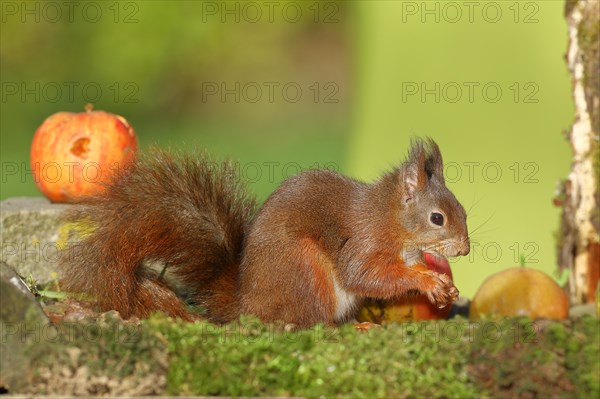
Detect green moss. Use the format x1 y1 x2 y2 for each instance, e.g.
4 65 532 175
565 317 600 396
155 316 482 398
15 314 599 397
469 317 600 399
22 312 168 395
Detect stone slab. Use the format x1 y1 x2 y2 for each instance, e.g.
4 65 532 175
1 197 72 284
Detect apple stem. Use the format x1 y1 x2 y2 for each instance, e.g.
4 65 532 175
84 103 94 113
519 254 526 267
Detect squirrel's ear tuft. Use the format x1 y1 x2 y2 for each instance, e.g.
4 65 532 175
400 138 445 203
424 138 444 183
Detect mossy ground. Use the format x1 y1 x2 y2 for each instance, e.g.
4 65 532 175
12 312 600 398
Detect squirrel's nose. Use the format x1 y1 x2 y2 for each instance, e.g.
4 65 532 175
459 237 470 256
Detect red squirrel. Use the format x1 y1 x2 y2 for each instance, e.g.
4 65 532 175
60 138 470 327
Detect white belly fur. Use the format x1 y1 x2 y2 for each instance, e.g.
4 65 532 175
332 274 357 322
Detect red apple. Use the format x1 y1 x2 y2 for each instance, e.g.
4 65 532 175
423 252 453 277
357 253 455 323
470 267 569 320
30 104 138 202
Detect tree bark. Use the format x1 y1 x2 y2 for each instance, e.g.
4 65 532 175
558 0 600 305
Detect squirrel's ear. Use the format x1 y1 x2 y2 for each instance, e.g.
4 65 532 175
400 139 427 203
400 162 420 204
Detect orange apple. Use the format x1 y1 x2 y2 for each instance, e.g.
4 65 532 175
357 253 455 323
470 267 569 320
30 105 137 202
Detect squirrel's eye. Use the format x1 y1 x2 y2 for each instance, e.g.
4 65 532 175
430 212 444 226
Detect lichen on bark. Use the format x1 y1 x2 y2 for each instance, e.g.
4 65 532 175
559 0 600 305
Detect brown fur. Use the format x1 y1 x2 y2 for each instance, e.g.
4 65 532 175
61 138 469 326
60 148 255 322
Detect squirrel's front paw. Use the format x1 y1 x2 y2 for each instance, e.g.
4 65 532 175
425 272 459 308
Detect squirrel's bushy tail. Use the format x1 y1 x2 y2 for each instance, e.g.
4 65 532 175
60 148 256 322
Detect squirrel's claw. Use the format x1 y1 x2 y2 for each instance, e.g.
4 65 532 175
425 271 459 309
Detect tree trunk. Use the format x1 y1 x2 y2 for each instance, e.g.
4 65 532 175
558 0 600 305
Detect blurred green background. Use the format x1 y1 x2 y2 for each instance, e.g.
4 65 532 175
1 1 572 298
